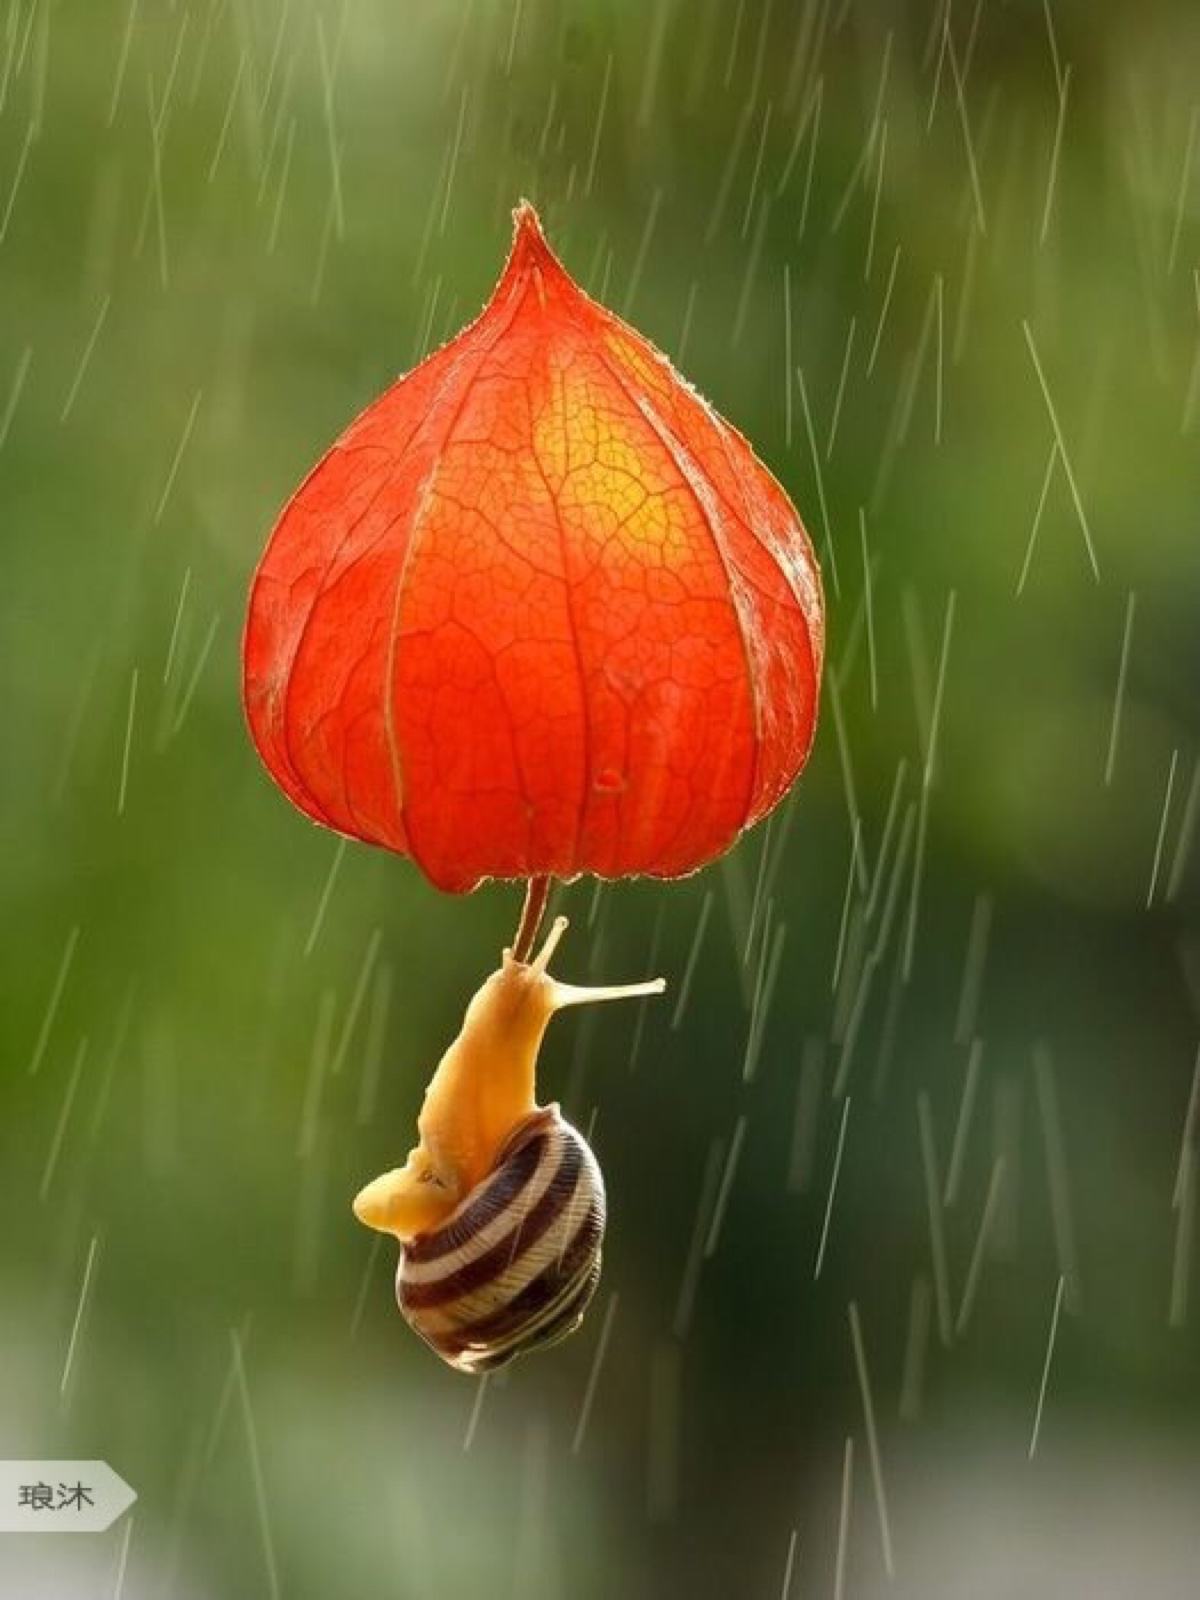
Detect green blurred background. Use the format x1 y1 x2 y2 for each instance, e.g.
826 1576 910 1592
3 0 1200 1595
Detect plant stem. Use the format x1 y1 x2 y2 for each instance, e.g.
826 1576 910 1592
512 875 552 964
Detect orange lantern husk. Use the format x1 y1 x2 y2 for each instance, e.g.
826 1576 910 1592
243 202 823 893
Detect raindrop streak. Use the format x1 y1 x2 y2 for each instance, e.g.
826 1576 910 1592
110 1511 134 1600
315 14 346 240
629 899 666 1074
868 802 916 975
796 363 841 595
231 1328 281 1600
28 923 80 1076
922 589 956 792
1039 65 1072 244
1166 755 1199 902
143 77 169 288
743 921 786 1083
783 263 794 447
740 101 772 240
847 1302 895 1578
1033 1043 1082 1313
864 760 908 923
778 1529 799 1600
953 224 982 364
898 1275 932 1422
674 1139 724 1338
462 1373 489 1451
583 51 612 198
349 1234 383 1340
704 101 751 246
905 590 957 980
917 1090 954 1346
1167 105 1199 275
60 1231 101 1398
955 1157 1007 1336
746 812 777 967
833 1435 854 1600
1029 1276 1066 1458
732 198 770 348
826 317 858 459
704 1116 747 1257
88 982 137 1146
153 390 203 524
833 944 880 1100
636 0 671 130
933 272 944 443
858 508 877 709
1172 1045 1200 1211
795 77 823 241
1147 749 1179 908
296 987 335 1160
944 14 987 234
623 186 663 318
0 342 31 451
865 124 887 281
203 1315 251 1469
814 1096 851 1279
305 836 347 958
162 568 192 685
676 280 698 367
106 0 140 124
788 1038 825 1194
1169 1146 1195 1329
330 927 383 1078
58 295 109 422
40 1036 88 1202
832 826 862 994
954 894 993 1044
944 1038 985 1206
865 244 900 375
572 1291 619 1454
53 635 103 804
670 888 714 1031
438 86 468 236
169 613 221 738
117 668 138 816
0 119 33 244
774 67 821 199
266 119 297 253
900 587 933 760
1041 0 1064 94
209 56 247 184
1104 591 1136 784
826 675 867 892
1022 321 1100 581
356 961 393 1125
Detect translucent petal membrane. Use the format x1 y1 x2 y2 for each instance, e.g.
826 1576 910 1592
243 203 824 892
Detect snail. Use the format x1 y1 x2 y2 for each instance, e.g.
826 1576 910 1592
352 914 665 1373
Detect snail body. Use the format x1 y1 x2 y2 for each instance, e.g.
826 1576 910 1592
353 915 663 1372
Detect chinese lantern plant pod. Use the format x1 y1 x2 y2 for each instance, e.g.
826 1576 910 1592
243 202 823 895
242 202 824 1371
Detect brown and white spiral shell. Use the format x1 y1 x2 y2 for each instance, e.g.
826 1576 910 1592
396 1105 605 1374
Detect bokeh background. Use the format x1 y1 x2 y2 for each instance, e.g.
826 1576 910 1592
3 0 1200 1595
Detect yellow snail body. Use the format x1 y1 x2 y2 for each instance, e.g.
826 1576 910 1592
352 915 665 1373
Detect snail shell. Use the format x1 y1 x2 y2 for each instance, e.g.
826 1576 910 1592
396 1104 605 1375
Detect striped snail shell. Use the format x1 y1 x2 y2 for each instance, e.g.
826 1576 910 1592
396 1104 605 1375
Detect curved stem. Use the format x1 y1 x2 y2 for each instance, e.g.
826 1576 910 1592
511 875 552 964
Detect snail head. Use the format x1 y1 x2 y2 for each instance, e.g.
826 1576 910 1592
352 1147 460 1242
